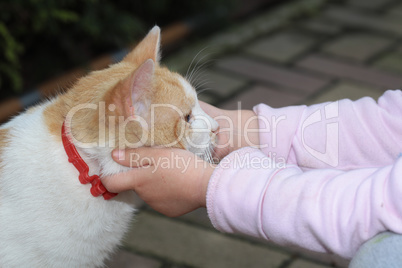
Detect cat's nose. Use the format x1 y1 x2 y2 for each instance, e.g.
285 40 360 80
211 125 219 136
211 120 219 133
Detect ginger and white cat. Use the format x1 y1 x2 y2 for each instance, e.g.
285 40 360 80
0 26 218 267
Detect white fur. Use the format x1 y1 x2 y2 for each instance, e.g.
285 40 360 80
179 78 218 161
0 77 218 267
0 102 137 267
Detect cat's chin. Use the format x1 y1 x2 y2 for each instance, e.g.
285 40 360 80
96 151 145 208
79 146 132 176
189 144 216 164
100 155 132 176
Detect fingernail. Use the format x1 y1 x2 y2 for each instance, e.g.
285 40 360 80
113 149 125 160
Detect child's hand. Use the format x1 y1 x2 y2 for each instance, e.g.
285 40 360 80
199 101 260 160
102 147 215 217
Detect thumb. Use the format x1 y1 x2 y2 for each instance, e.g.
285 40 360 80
111 147 171 167
101 172 135 193
101 167 153 193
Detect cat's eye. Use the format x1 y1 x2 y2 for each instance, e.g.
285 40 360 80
185 113 192 123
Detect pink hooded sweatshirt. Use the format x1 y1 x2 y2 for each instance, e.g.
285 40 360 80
206 90 402 259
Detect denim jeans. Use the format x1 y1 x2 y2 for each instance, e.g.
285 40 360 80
349 232 402 268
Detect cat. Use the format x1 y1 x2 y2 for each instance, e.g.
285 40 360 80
0 26 218 267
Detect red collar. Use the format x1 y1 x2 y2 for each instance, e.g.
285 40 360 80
61 122 117 200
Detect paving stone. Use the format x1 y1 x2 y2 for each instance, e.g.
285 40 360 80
306 81 384 105
348 0 394 10
289 259 333 268
104 250 161 268
124 211 289 268
323 6 402 35
295 250 349 268
163 0 328 75
296 54 402 90
176 208 214 229
216 56 330 93
373 51 402 75
322 33 393 62
208 0 328 50
302 17 343 35
386 2 402 19
164 43 215 75
192 70 247 98
244 32 317 63
219 84 306 110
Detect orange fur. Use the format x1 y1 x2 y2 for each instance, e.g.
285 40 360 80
0 26 217 267
44 26 196 151
123 26 161 64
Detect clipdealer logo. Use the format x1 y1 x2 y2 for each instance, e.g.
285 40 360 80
301 101 339 167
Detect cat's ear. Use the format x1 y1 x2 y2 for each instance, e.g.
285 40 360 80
123 26 161 65
108 59 155 118
129 59 155 116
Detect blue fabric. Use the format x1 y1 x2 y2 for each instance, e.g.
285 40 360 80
350 232 402 268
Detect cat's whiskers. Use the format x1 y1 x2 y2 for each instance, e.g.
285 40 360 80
187 58 214 87
194 72 214 90
185 46 211 82
185 47 218 90
200 142 215 164
208 146 214 164
188 59 209 82
196 87 214 96
193 72 210 89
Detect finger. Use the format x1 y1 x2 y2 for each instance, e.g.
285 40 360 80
101 167 154 193
199 101 222 118
112 147 171 168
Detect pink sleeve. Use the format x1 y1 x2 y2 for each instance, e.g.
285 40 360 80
253 90 402 169
206 147 402 259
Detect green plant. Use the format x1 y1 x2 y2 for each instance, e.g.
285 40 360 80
0 0 237 98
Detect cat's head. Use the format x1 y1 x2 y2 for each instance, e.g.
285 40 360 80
64 26 218 163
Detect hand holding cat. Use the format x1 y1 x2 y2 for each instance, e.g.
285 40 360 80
199 101 259 160
102 147 215 217
102 103 260 217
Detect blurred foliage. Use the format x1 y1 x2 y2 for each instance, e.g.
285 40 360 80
0 0 237 98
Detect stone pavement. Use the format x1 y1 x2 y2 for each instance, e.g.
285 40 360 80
105 0 402 267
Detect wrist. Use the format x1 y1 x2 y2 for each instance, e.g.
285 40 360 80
198 164 215 207
239 110 260 149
